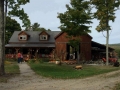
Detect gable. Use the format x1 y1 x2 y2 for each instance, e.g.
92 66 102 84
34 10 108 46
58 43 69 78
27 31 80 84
18 31 29 36
39 31 50 41
39 31 50 36
18 31 30 41
55 31 92 42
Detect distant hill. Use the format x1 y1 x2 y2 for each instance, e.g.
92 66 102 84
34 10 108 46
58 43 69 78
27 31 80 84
109 43 120 50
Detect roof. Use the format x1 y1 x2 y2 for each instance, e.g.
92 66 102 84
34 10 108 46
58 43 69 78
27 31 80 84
91 41 114 51
9 31 61 43
5 44 55 48
5 31 61 48
55 32 92 39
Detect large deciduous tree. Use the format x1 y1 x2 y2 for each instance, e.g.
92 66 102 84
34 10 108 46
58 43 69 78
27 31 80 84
90 0 120 65
5 16 21 44
0 0 30 75
58 0 92 63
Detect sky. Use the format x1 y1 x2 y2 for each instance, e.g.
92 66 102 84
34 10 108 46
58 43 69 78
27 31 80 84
12 0 120 44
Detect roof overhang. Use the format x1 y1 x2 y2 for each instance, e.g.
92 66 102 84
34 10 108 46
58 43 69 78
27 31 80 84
5 44 55 48
92 41 114 51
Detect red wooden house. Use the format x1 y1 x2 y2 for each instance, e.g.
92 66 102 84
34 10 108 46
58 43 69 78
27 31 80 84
5 30 114 62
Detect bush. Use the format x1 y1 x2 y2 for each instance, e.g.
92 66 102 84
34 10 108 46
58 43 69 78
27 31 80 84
28 59 36 63
37 58 49 63
42 58 50 62
114 61 120 67
38 58 44 63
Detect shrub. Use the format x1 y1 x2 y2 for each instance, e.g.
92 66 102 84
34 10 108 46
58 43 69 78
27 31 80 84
114 61 120 67
28 59 36 63
42 58 50 62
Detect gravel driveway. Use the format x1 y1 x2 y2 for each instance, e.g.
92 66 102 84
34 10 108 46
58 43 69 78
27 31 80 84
0 62 120 90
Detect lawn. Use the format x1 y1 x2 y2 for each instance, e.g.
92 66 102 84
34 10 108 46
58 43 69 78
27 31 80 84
28 61 120 79
0 60 20 83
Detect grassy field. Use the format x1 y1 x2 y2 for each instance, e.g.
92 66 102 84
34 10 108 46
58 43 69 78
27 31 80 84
109 44 120 50
0 60 20 83
28 62 120 79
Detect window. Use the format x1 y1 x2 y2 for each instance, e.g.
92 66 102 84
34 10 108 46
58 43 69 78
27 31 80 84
19 35 27 40
40 35 47 40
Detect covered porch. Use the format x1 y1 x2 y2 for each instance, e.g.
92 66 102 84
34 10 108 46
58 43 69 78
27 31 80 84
5 43 55 60
91 41 114 61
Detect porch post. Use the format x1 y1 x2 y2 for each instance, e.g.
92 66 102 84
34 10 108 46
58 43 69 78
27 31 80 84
15 48 19 59
28 48 32 59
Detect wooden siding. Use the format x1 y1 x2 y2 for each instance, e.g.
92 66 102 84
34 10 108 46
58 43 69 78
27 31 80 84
55 33 68 56
55 32 92 61
80 35 92 60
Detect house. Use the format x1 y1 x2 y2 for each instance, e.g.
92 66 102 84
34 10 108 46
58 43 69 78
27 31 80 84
5 30 114 62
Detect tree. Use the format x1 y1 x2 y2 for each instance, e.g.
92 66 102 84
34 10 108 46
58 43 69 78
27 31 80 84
0 0 30 75
58 0 92 63
32 22 40 31
0 0 5 75
5 16 21 44
25 22 52 31
90 0 120 65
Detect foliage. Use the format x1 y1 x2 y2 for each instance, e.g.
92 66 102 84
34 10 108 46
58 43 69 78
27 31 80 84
90 0 120 32
57 0 93 63
58 0 92 37
68 38 80 50
0 0 30 75
28 62 120 79
114 49 120 58
28 59 36 63
25 22 52 31
5 16 21 44
31 22 40 31
109 44 120 58
7 0 31 27
90 0 120 65
57 0 92 49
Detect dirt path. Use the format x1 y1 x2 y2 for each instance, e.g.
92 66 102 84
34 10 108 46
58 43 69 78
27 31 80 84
0 62 120 90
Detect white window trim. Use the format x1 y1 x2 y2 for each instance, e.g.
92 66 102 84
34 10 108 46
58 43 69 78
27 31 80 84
19 35 27 40
40 35 48 40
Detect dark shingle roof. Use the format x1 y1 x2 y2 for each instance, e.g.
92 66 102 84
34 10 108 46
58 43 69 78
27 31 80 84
9 31 61 43
5 31 61 48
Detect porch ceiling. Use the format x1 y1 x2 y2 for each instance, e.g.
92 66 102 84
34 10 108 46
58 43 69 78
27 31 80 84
5 44 55 48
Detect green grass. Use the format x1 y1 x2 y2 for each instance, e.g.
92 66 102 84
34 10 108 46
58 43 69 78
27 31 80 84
0 60 20 83
5 61 19 74
28 62 120 79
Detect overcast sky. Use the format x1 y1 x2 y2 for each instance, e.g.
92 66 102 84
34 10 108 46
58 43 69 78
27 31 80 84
12 0 120 44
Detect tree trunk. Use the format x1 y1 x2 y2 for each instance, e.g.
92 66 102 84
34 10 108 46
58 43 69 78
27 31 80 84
0 0 5 75
77 45 80 64
106 1 109 66
106 29 109 65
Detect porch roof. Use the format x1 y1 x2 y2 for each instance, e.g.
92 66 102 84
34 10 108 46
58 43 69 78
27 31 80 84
5 44 55 48
91 41 114 51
